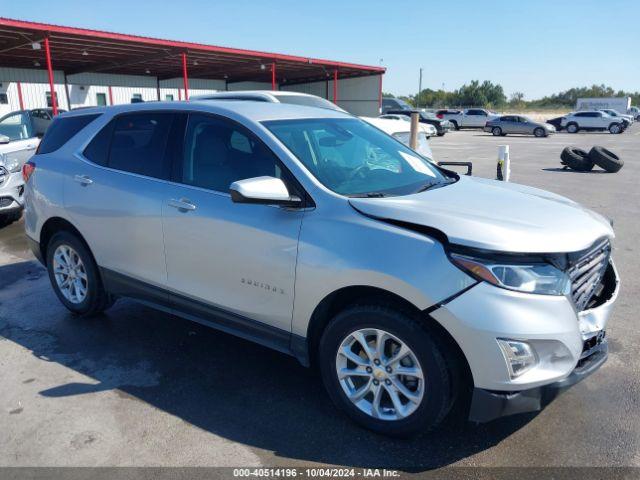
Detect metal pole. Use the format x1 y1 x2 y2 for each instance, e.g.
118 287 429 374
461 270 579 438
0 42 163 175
417 68 423 110
271 62 276 90
410 112 419 150
156 77 161 101
108 85 114 106
181 52 189 100
333 69 338 104
63 72 71 110
378 74 383 113
43 37 58 115
16 81 24 110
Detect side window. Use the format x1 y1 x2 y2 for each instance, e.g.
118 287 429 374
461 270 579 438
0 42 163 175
38 114 101 154
179 113 281 193
107 113 174 179
575 112 587 117
83 120 114 166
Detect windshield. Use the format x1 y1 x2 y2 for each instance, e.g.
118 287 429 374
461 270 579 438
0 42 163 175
273 94 342 111
263 118 450 197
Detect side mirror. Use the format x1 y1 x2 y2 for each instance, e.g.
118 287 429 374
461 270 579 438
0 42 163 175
230 176 302 207
437 161 473 176
0 134 10 144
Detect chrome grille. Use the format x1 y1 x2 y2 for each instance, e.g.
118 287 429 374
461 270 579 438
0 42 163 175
568 240 611 311
0 166 7 187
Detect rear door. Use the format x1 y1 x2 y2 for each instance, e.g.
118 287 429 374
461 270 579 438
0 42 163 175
65 111 175 294
161 112 304 332
465 109 488 127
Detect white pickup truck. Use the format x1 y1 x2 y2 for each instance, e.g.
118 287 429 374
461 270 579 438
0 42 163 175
435 108 500 130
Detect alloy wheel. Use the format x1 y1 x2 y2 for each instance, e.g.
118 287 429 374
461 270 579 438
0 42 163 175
335 328 424 421
52 244 88 304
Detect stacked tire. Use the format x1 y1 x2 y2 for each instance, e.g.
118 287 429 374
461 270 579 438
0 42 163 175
560 146 623 173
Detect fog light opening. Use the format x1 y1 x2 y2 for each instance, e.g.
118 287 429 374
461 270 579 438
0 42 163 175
497 339 538 379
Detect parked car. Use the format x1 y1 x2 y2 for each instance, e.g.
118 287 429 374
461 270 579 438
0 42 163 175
546 116 565 131
381 97 413 113
25 101 618 436
385 109 452 136
483 115 556 137
378 114 438 137
561 111 626 134
361 117 433 159
192 90 345 112
599 109 634 126
436 108 500 130
628 106 640 120
0 109 52 226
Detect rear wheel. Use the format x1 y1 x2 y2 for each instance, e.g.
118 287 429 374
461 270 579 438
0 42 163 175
319 304 457 436
566 123 579 133
492 127 502 136
46 231 115 316
450 120 459 131
533 127 546 137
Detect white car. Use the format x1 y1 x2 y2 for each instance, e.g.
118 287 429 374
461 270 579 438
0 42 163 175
191 90 346 112
0 110 45 226
599 109 634 125
436 108 500 129
561 111 626 134
361 117 433 159
378 114 438 138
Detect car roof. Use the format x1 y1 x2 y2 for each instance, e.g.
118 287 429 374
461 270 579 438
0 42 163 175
57 100 352 123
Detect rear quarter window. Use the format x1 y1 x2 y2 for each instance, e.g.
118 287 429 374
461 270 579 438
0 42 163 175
37 114 101 154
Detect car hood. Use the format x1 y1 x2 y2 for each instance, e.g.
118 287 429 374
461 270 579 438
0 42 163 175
349 176 614 253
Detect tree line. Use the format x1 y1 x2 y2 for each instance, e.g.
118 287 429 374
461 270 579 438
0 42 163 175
386 81 640 110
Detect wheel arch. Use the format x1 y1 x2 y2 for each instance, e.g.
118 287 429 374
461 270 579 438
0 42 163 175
39 217 95 268
302 285 472 385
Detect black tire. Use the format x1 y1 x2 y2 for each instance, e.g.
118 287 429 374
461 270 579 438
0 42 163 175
450 120 459 131
492 126 502 136
533 127 546 137
608 123 622 134
589 146 623 173
319 304 458 436
46 231 115 316
566 122 579 133
437 132 445 137
0 210 21 228
560 147 594 172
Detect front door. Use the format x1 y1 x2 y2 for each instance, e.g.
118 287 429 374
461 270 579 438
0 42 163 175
162 112 304 332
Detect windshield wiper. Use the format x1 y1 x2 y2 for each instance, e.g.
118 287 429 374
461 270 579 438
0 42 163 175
350 192 388 198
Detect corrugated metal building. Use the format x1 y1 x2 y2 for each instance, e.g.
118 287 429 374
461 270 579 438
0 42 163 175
0 18 384 117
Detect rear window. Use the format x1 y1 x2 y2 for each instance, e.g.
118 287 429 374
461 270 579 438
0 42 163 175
37 114 100 154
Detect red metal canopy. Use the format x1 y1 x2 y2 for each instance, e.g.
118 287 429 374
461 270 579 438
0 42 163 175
0 17 385 85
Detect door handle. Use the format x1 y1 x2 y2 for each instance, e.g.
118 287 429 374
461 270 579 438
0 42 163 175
74 174 93 186
168 198 197 212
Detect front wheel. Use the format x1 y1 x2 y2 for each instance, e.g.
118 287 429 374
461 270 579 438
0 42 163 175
533 127 546 137
566 123 579 133
492 127 502 136
609 123 622 134
319 305 457 436
46 231 115 316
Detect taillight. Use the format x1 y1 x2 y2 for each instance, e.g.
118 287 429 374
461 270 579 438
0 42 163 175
22 161 36 183
436 113 443 119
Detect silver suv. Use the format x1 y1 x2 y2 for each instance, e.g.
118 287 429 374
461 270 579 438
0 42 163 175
24 101 619 436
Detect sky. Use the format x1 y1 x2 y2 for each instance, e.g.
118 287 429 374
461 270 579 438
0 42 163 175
2 0 638 100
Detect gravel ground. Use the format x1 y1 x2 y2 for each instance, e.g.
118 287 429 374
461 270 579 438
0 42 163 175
0 126 638 471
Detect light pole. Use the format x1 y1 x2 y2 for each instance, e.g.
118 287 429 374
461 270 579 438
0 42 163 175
417 68 423 109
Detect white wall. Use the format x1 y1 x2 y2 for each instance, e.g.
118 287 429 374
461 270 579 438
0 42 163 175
227 81 273 91
282 74 381 116
159 77 225 100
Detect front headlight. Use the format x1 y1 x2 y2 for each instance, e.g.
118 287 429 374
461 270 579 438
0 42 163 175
0 154 21 173
450 253 571 295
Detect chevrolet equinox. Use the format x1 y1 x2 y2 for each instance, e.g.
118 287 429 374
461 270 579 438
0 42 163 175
23 101 619 436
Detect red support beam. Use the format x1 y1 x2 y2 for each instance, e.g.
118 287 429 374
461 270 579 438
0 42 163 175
181 52 189 100
108 85 114 105
16 81 24 110
333 69 338 104
271 62 276 90
43 37 58 115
